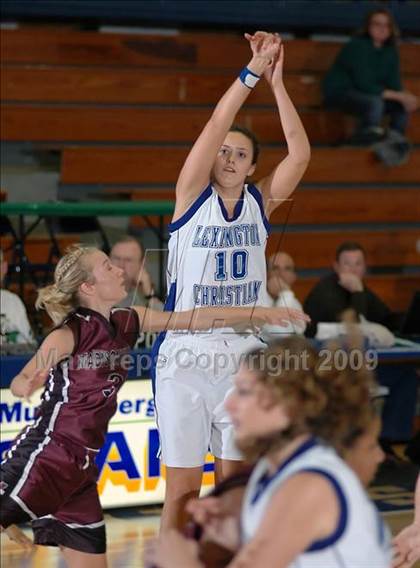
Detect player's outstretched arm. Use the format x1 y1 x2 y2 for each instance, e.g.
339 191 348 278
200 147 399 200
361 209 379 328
246 33 311 218
10 327 74 401
173 33 279 221
133 305 309 333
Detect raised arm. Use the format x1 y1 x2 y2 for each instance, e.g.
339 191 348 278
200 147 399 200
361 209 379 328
173 34 279 221
247 34 311 218
133 305 309 334
10 327 74 400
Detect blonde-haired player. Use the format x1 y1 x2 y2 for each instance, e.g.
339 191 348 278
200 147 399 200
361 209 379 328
0 245 307 567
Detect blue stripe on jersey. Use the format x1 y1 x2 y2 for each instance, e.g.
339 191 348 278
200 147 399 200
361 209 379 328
168 185 213 232
247 184 271 234
251 437 318 505
150 281 177 397
375 508 386 546
302 468 348 552
217 190 244 221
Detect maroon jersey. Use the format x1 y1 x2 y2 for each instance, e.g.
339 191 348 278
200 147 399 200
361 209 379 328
36 307 140 450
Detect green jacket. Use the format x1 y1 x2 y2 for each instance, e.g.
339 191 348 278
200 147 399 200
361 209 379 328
323 36 402 99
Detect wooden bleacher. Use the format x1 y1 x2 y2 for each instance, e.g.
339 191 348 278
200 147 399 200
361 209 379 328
2 28 419 73
2 64 420 108
1 105 353 145
129 187 420 225
4 105 420 145
267 230 420 269
59 146 420 185
1 26 419 312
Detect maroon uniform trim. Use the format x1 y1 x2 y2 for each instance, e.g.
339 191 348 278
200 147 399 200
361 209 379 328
0 306 140 553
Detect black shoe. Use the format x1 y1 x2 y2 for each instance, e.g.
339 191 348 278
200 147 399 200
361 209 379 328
372 130 411 166
372 140 410 166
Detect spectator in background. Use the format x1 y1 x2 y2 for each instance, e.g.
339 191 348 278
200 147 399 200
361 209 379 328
323 9 418 163
262 251 306 340
304 241 417 455
110 236 163 310
0 249 34 345
303 241 394 338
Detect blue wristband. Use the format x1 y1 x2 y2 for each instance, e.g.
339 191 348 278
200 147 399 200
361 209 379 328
239 67 260 89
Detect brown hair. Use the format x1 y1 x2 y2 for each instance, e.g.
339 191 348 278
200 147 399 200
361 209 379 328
36 244 97 325
239 335 375 461
229 124 260 165
360 9 400 45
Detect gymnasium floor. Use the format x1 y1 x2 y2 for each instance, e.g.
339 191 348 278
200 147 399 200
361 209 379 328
1 508 418 568
1 509 160 568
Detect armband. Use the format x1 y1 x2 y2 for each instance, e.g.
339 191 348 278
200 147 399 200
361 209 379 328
239 67 260 89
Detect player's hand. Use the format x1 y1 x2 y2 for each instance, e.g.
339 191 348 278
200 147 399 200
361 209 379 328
245 31 277 56
265 42 284 88
144 530 200 568
254 307 310 328
250 32 284 87
245 31 280 73
10 369 48 402
3 524 34 553
392 522 420 568
245 32 283 85
338 272 363 293
187 496 223 526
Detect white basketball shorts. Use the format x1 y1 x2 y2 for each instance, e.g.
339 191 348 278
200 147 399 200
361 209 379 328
154 333 264 467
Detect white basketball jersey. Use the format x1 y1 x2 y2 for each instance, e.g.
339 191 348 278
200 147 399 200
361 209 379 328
164 183 271 338
241 438 391 567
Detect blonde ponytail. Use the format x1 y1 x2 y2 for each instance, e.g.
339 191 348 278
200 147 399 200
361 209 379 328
36 245 97 325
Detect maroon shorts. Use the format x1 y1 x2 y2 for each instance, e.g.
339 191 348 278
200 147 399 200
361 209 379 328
0 429 106 554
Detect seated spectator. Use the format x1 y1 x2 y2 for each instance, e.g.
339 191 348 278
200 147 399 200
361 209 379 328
323 8 418 162
0 249 34 345
304 242 417 451
262 251 306 340
303 241 394 338
109 236 163 310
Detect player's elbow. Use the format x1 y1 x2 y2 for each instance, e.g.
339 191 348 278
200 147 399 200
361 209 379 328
289 144 311 168
288 153 311 173
10 377 24 398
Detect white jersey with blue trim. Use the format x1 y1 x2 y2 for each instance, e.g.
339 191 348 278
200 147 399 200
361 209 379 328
241 438 391 567
164 183 271 337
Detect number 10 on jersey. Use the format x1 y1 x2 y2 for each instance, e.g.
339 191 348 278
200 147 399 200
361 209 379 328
214 250 249 281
